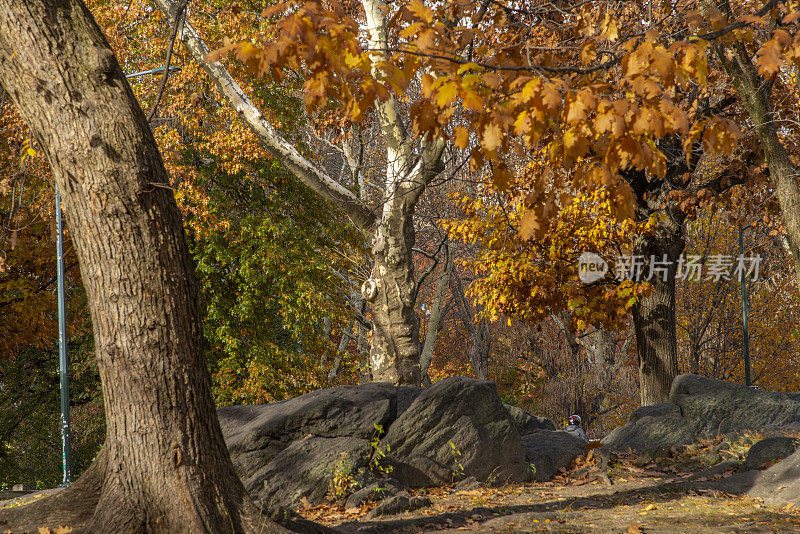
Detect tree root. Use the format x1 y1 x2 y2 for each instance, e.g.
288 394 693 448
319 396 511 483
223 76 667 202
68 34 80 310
0 448 105 533
0 449 334 534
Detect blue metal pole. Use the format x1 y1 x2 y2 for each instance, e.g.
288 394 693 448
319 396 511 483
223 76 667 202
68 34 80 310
739 224 751 387
56 183 72 486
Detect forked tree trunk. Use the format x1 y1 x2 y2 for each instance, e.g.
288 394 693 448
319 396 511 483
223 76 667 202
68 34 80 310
150 0 442 386
632 214 684 405
0 1 286 531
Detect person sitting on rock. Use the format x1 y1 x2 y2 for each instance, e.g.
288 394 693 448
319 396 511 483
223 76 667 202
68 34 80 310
564 415 588 441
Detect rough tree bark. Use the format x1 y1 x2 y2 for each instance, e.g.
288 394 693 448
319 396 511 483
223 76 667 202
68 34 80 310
631 213 684 405
0 1 289 531
712 1 800 284
624 136 690 406
722 49 800 281
150 0 445 385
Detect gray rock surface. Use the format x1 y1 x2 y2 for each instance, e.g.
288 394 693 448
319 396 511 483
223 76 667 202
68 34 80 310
602 402 694 457
602 374 800 456
672 374 800 438
344 481 400 509
218 383 409 482
378 377 531 487
218 383 423 513
218 377 575 513
749 447 800 505
504 404 556 434
743 436 800 470
522 429 587 481
248 435 372 514
366 493 433 518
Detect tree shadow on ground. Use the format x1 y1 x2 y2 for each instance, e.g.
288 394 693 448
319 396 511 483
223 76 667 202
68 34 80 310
332 470 763 533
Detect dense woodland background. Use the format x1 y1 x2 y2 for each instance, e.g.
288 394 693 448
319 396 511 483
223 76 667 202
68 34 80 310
3 0 800 489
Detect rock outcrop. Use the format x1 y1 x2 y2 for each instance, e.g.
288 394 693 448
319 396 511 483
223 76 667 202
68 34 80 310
377 378 531 487
743 436 800 471
603 374 800 457
217 377 573 514
521 429 587 481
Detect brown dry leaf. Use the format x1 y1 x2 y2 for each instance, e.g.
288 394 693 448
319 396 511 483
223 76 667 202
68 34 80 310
581 41 597 65
757 39 784 77
644 503 657 511
299 496 313 510
453 126 470 149
628 523 643 534
784 502 795 510
481 122 503 152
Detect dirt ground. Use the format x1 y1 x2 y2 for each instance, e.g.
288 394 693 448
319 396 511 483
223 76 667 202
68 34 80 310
301 443 800 533
6 436 800 533
314 477 800 533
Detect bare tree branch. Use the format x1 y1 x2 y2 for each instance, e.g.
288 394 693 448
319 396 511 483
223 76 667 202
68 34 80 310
150 0 377 232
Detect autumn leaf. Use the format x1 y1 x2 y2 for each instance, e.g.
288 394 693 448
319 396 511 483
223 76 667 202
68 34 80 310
407 0 434 24
757 39 784 77
600 13 620 42
492 164 513 191
541 83 562 110
580 41 597 65
784 9 800 25
461 87 484 111
566 99 588 124
684 10 705 32
453 126 470 149
435 81 458 108
518 207 542 240
481 122 503 152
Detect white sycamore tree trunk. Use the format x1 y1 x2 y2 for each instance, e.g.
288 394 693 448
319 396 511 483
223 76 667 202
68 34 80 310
151 0 445 385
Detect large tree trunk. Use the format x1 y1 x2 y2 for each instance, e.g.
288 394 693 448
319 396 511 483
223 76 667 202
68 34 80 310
722 44 800 282
632 214 684 405
363 200 421 384
0 1 286 531
468 319 491 381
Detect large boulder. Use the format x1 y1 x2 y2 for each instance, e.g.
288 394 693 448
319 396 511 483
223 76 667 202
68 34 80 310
602 375 800 456
748 447 800 506
602 403 694 456
377 377 531 486
248 435 372 513
504 404 556 434
522 429 586 481
218 383 423 512
743 437 800 471
218 378 574 513
671 374 800 438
